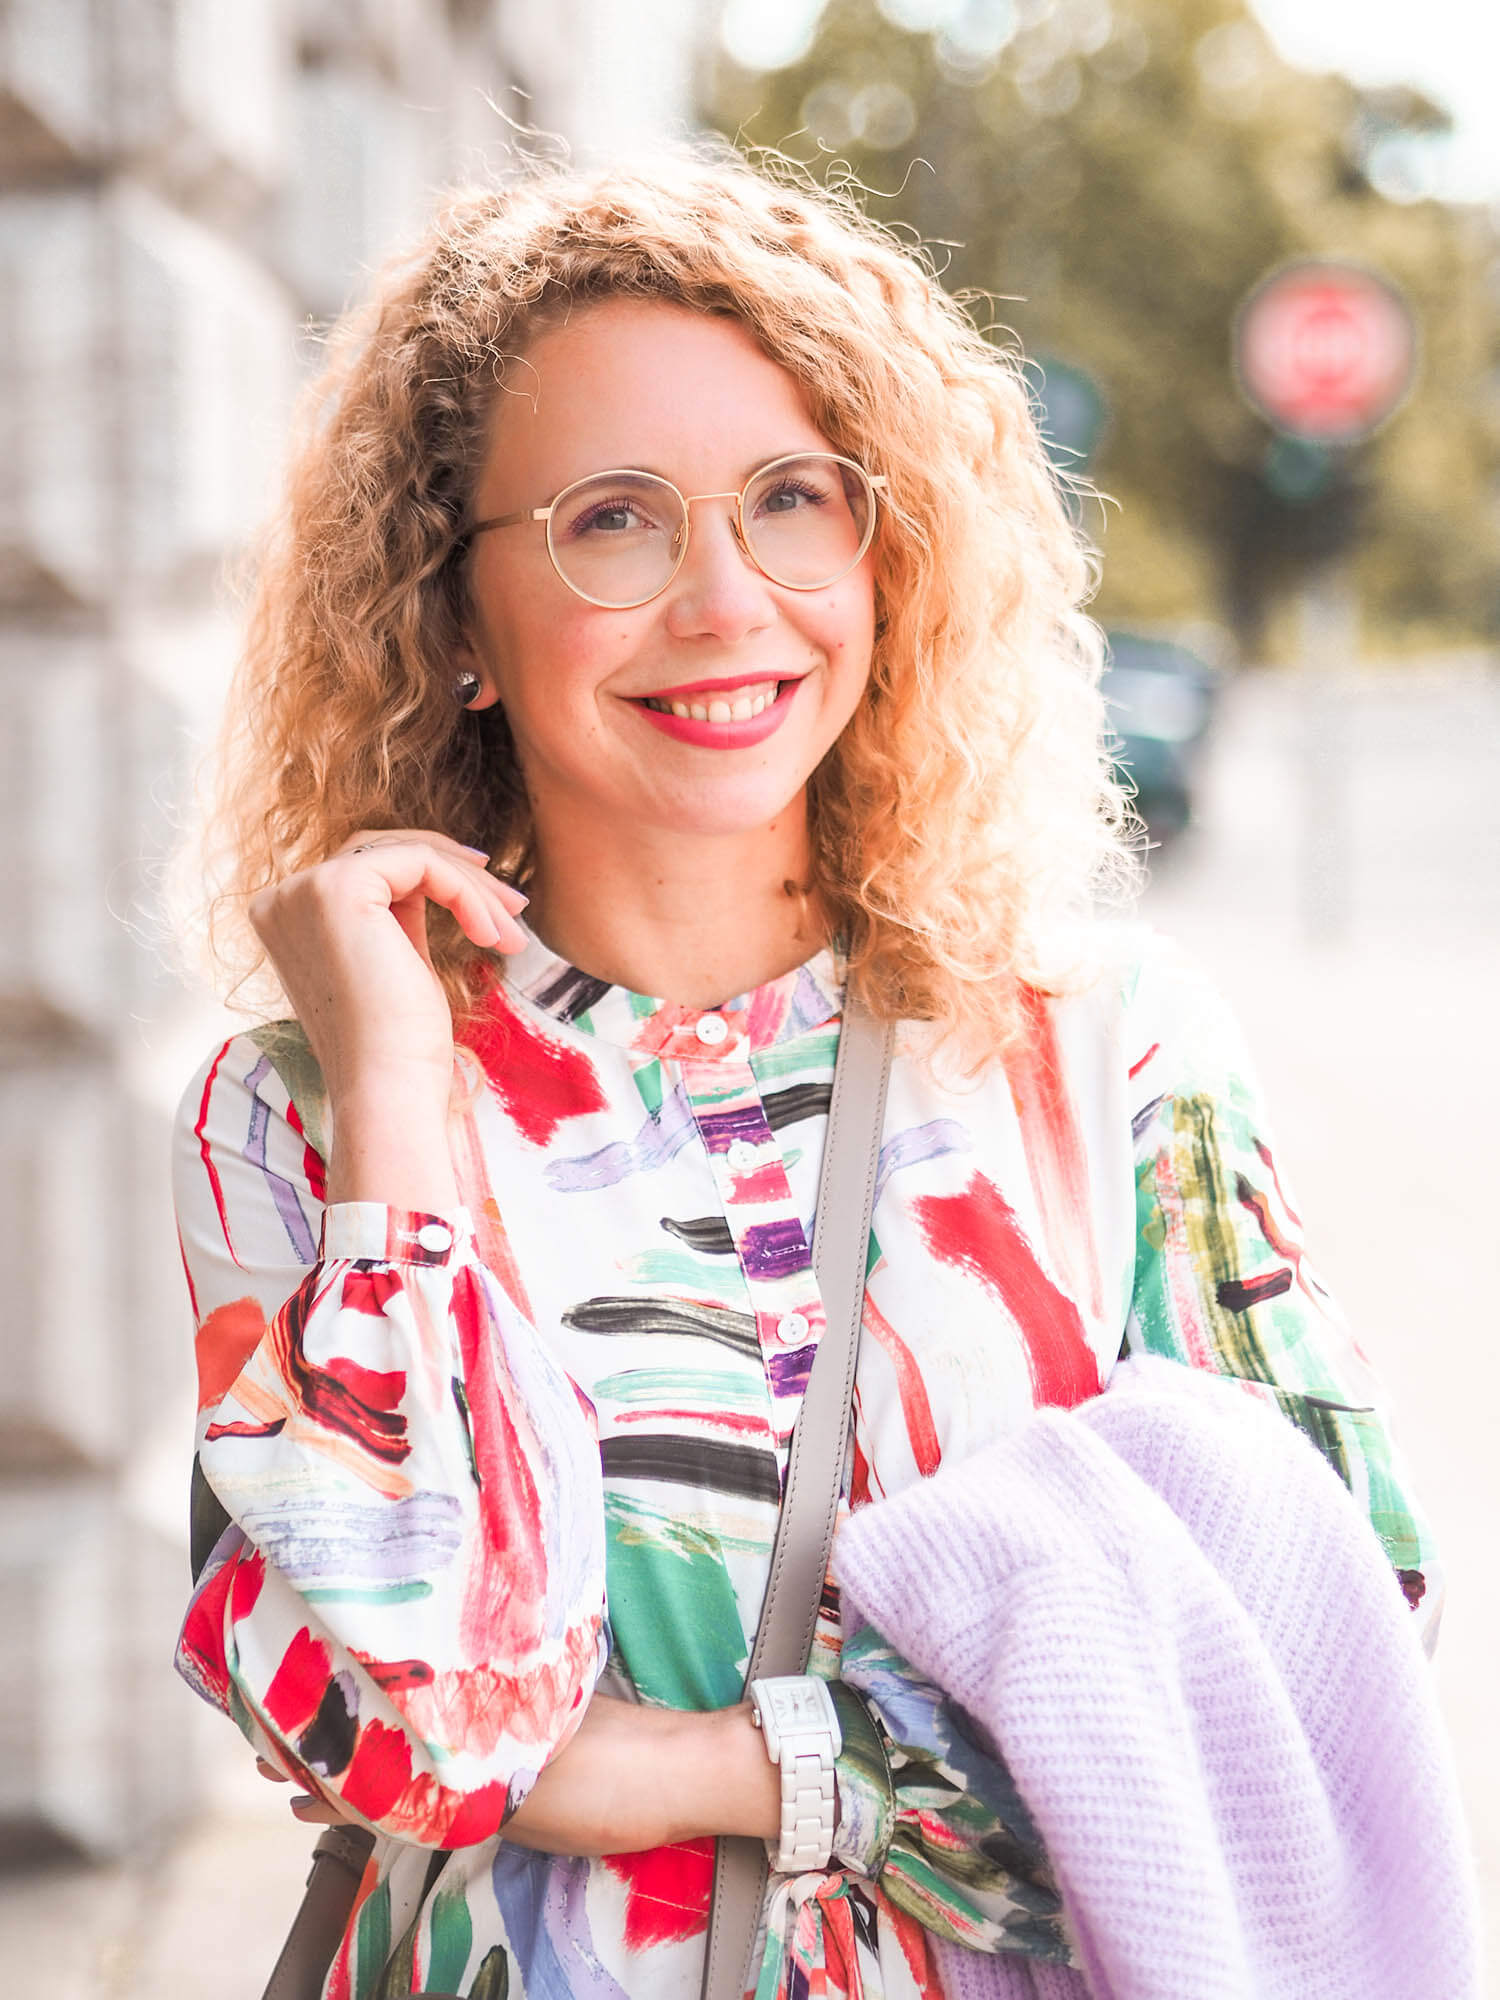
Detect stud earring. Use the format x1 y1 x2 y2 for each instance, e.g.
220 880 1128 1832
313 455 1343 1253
454 670 482 707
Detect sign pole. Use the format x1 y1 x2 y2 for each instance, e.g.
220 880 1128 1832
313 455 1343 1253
1296 562 1357 944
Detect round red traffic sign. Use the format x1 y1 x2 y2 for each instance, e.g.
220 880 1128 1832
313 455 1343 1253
1234 261 1417 444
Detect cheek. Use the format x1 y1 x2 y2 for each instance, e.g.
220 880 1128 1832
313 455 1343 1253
494 604 638 720
812 582 876 674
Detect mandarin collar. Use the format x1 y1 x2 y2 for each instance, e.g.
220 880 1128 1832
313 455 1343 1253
501 925 845 1058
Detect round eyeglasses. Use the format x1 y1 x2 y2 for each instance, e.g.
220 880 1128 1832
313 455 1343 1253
464 451 886 609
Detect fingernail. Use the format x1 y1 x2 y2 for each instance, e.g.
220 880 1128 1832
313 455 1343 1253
462 845 491 860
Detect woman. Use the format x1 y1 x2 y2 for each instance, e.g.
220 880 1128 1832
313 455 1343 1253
174 153 1437 2000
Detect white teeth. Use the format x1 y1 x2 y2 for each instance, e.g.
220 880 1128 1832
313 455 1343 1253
644 680 782 722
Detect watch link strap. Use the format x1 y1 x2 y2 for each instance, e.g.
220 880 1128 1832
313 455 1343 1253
700 998 895 2000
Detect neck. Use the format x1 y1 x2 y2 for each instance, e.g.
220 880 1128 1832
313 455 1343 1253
524 800 828 1006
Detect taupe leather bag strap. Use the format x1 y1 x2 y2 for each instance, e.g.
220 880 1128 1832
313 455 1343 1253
700 1000 895 2000
262 1824 375 2000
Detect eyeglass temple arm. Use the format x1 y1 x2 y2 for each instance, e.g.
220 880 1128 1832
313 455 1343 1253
466 505 551 539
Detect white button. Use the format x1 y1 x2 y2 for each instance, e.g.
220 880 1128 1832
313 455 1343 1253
695 1013 729 1046
727 1139 759 1169
775 1312 810 1346
416 1222 453 1254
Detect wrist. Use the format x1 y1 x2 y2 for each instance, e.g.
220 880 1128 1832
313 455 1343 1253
326 1071 459 1211
664 1706 780 1845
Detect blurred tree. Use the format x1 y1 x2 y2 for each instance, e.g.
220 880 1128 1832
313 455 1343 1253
706 0 1500 654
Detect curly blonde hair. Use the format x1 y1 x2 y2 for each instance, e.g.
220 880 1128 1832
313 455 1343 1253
195 146 1136 1062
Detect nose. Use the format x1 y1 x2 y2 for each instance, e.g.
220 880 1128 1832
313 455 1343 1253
662 498 776 642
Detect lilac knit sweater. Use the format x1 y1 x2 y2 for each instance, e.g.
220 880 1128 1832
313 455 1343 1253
833 1357 1480 2000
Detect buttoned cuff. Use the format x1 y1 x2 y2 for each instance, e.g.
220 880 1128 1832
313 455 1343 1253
318 1203 475 1266
829 1680 896 1879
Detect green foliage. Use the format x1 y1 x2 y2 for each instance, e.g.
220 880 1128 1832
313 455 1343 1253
705 0 1500 652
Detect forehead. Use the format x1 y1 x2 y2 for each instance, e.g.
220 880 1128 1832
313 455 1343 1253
481 299 830 495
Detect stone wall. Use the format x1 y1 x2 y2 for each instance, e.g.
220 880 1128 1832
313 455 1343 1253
0 0 710 1861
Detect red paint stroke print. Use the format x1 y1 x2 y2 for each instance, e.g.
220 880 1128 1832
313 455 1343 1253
1234 1172 1326 1307
339 1715 415 1821
1128 1041 1161 1081
393 1621 602 1763
913 1172 1100 1408
462 994 607 1148
358 1655 435 1693
340 1267 405 1315
441 1778 512 1849
263 1281 410 1466
849 1428 875 1510
195 1297 269 1412
1010 986 1105 1320
203 1416 286 1442
177 1560 238 1708
884 1893 945 2000
603 1838 714 1949
727 1160 789 1206
1254 1137 1304 1228
448 1091 535 1321
859 1295 942 1477
262 1624 334 1737
230 1547 265 1620
194 1039 238 1262
283 1094 326 1202
611 1405 769 1438
449 1265 549 1657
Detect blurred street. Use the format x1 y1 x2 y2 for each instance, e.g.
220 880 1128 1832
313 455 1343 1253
1 653 1493 1995
1146 652 1500 1980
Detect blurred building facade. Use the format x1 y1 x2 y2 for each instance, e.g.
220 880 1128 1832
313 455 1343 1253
0 0 713 1863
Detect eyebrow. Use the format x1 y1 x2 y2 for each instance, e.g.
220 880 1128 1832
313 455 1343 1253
591 451 828 486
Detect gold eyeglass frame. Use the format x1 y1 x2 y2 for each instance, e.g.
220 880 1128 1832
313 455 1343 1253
464 451 887 609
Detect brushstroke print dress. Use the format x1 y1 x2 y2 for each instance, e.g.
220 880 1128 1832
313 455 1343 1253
174 926 1437 2000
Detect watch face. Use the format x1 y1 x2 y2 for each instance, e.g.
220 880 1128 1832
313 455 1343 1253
778 1682 830 1728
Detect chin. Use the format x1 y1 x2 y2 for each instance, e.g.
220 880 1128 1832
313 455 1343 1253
646 775 813 840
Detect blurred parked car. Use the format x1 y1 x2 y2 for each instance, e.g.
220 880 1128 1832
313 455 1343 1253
1101 630 1223 843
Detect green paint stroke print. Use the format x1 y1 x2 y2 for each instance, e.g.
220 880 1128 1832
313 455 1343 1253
605 1499 748 1709
593 1364 766 1415
355 1883 392 1988
623 1246 757 1293
471 1945 510 1999
633 1055 664 1121
606 1489 765 1561
248 1019 329 1158
1172 1094 1276 1384
751 1026 839 1085
303 1580 433 1605
423 1878 475 1993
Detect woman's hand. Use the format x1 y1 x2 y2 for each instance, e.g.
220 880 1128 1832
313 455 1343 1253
247 831 529 1208
257 1697 782 1854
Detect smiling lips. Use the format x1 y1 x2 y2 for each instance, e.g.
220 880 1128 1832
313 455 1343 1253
632 673 803 747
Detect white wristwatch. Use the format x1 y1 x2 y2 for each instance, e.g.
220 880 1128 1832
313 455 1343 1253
747 1674 842 1874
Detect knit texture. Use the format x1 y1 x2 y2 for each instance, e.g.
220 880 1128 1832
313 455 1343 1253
834 1357 1479 2000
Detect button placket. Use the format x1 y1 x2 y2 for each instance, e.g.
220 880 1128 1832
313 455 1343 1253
681 1053 829 1454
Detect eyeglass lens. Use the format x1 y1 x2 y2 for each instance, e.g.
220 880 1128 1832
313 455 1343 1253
544 454 875 607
